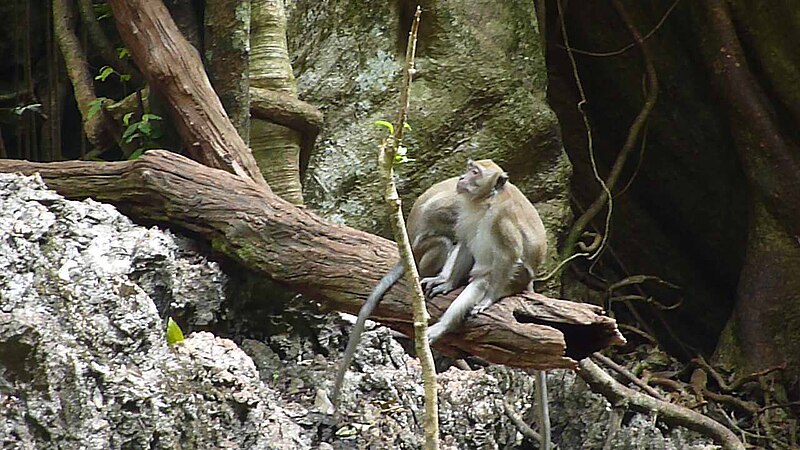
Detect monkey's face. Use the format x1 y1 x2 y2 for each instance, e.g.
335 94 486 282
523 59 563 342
456 164 482 195
458 160 507 198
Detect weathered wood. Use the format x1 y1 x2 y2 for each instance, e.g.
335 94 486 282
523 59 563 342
250 86 323 177
107 0 267 188
250 87 323 139
249 0 305 204
0 151 625 369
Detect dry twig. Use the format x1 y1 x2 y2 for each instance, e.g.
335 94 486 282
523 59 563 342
592 353 666 401
579 359 745 449
376 7 439 449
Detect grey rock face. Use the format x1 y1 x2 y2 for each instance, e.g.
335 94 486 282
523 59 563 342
320 323 718 449
0 173 310 450
288 0 572 270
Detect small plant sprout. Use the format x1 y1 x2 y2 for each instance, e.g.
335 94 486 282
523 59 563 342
374 120 413 164
116 47 130 60
166 317 185 345
374 120 395 134
121 112 163 156
95 65 131 83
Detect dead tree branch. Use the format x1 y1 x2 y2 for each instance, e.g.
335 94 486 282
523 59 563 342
579 359 745 450
0 151 624 369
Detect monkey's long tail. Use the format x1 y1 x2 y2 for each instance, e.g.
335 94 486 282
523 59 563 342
535 370 551 450
331 262 405 407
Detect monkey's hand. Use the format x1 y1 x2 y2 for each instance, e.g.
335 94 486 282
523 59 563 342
420 275 456 298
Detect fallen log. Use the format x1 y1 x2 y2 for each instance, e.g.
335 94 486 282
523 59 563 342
0 150 624 369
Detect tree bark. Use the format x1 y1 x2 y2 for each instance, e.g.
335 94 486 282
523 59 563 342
250 88 323 137
107 0 268 188
0 150 624 369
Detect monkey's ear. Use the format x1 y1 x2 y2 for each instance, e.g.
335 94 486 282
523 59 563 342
496 172 509 189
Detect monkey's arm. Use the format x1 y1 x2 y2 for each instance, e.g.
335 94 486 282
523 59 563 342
425 253 524 343
421 242 473 297
427 278 488 343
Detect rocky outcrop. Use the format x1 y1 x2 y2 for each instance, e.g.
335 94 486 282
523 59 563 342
0 173 310 449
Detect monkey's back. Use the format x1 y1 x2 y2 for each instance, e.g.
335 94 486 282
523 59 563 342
407 177 459 244
504 183 547 270
407 177 460 276
463 183 546 285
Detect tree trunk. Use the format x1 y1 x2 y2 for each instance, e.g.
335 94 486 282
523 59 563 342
250 0 304 204
204 0 252 144
107 0 268 188
164 0 202 50
52 0 109 147
0 151 624 370
726 202 800 373
700 0 800 379
539 0 800 384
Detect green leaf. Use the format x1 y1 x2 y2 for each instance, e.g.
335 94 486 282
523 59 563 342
95 66 115 82
128 148 145 160
116 47 130 59
166 317 185 345
122 112 134 126
374 120 394 134
403 122 412 131
141 113 162 123
138 121 152 136
88 98 105 119
120 74 131 83
122 123 139 143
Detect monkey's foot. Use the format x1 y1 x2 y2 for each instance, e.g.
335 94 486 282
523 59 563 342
470 298 494 315
420 276 454 298
427 323 446 344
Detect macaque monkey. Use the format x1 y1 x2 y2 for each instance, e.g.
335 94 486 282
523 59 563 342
423 159 551 450
331 176 470 406
333 160 551 448
423 159 547 343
